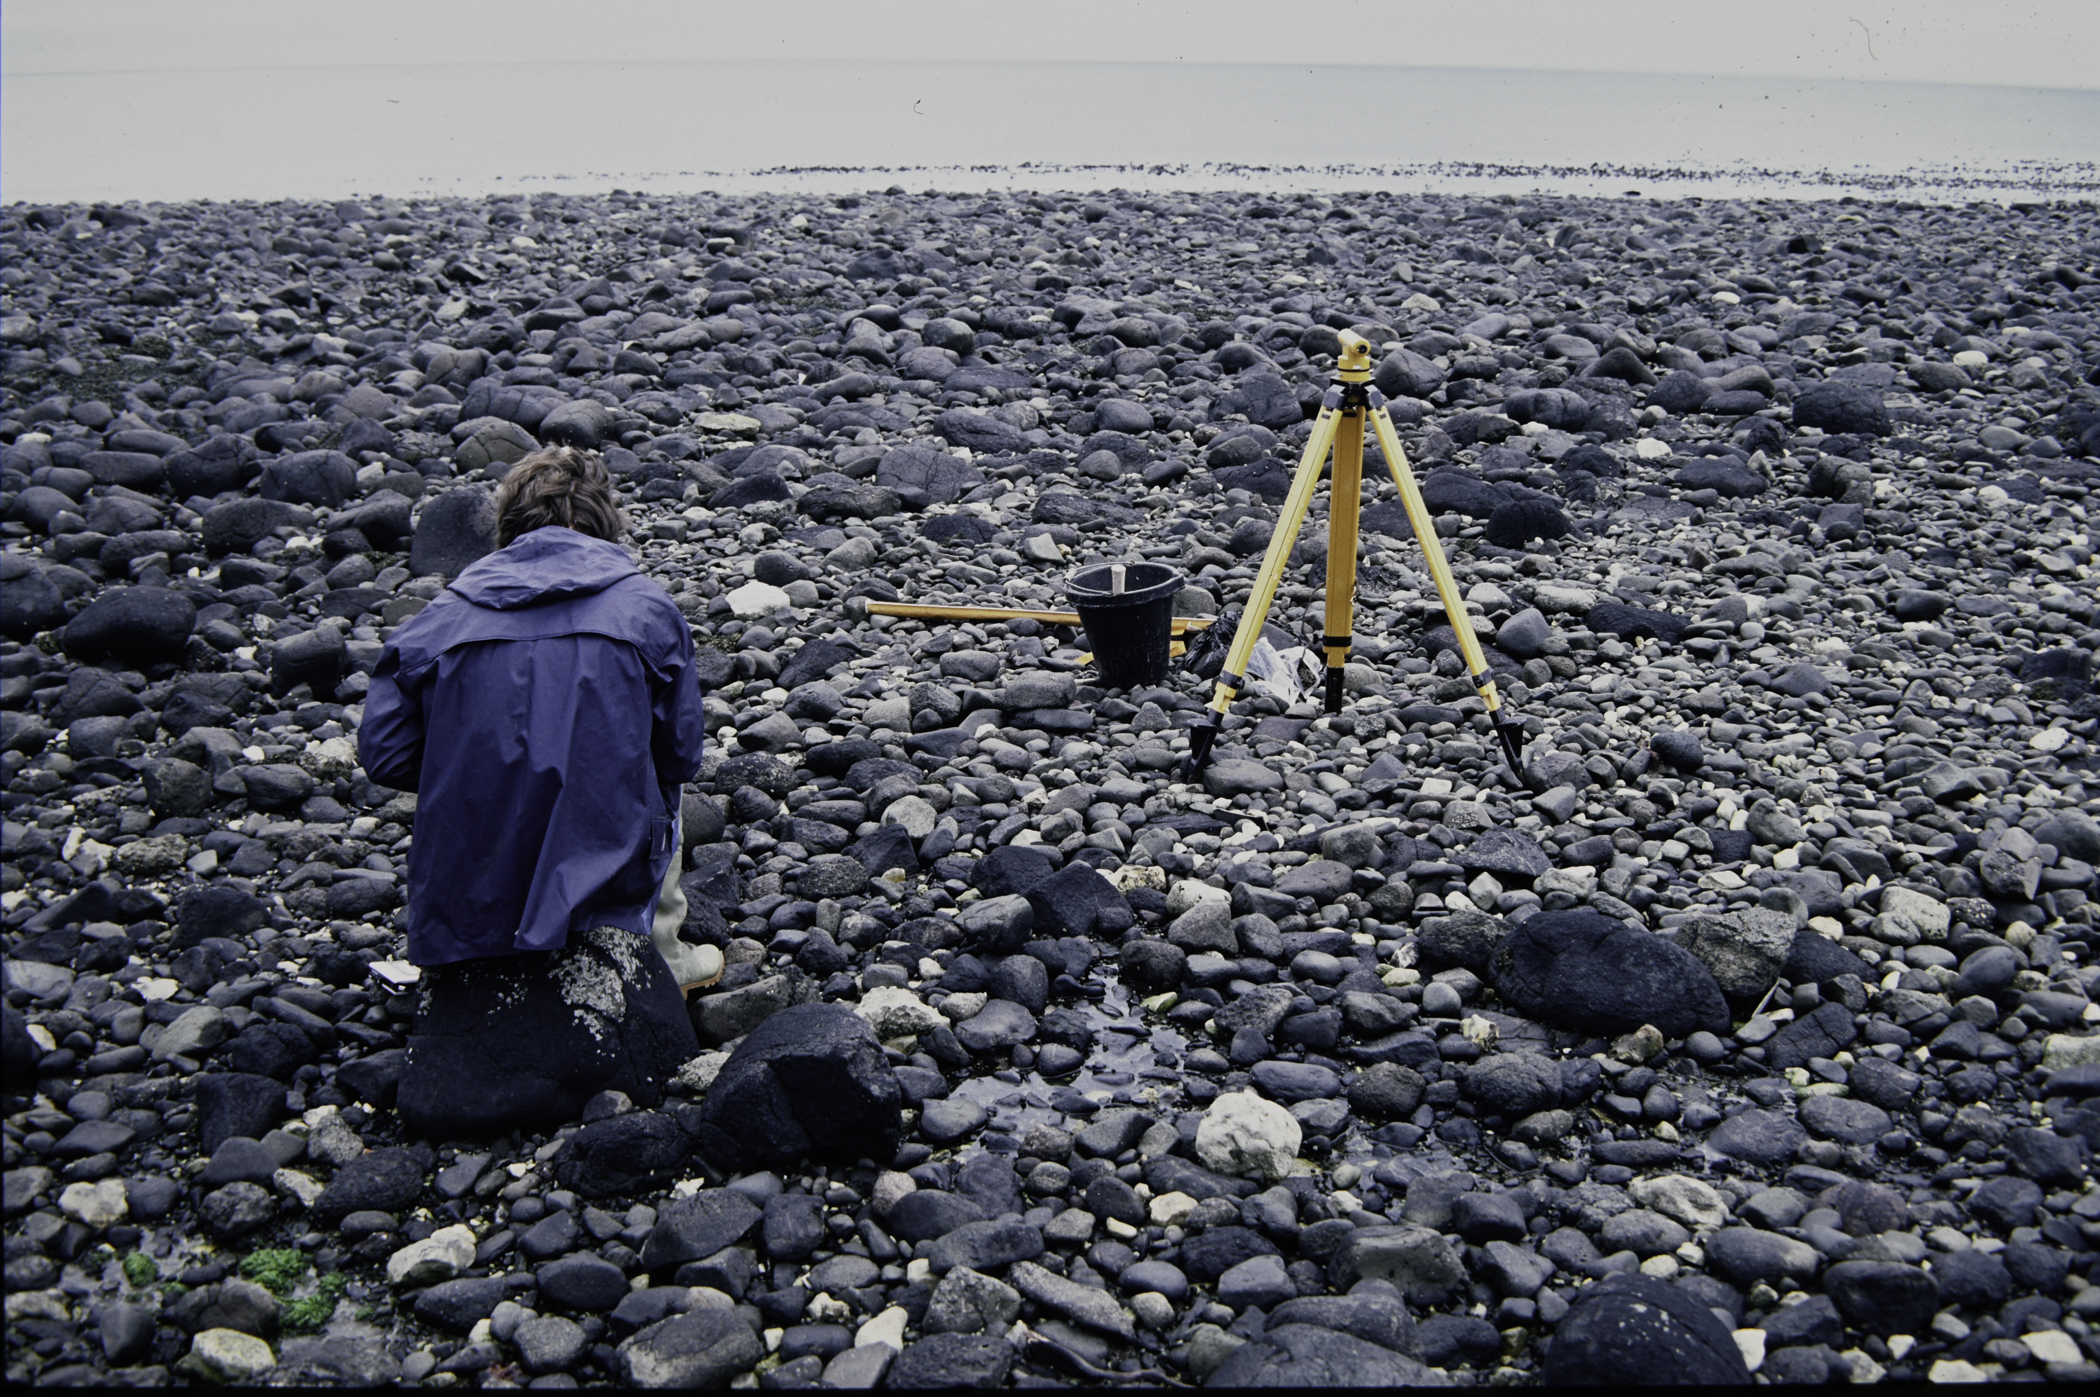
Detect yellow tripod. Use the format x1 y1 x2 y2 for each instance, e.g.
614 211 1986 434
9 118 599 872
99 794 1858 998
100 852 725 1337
1183 331 1528 779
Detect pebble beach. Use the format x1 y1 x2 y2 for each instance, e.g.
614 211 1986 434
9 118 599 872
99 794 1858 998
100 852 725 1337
3 180 2100 1387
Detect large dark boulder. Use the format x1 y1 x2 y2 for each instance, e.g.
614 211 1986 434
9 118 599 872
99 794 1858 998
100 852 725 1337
166 437 258 496
83 450 166 490
260 450 358 508
0 566 67 638
539 399 617 449
1822 1261 1938 1336
79 489 159 536
397 928 699 1139
227 1021 315 1081
1024 862 1132 939
692 1002 900 1171
414 1278 508 1334
1118 938 1186 994
1762 1000 1859 1071
1264 1294 1417 1355
777 639 858 691
134 752 207 819
2020 648 2094 701
335 1049 405 1109
1217 371 1304 430
201 498 298 557
49 669 141 723
176 885 268 949
616 1311 764 1388
712 469 793 509
1215 459 1294 502
553 1111 692 1198
1209 1324 1447 1387
1586 346 1657 386
311 1146 429 1229
934 408 1025 455
1706 1109 1808 1167
890 1333 1015 1389
2034 810 2100 865
1543 1274 1750 1386
1502 387 1591 431
1462 1053 1573 1117
460 382 564 432
1555 443 1624 480
1793 382 1890 436
801 482 903 523
270 626 347 698
972 844 1055 898
1417 467 1506 520
1489 910 1730 1038
62 587 196 667
1585 601 1691 646
1374 349 1446 400
875 444 981 508
1649 371 1712 415
10 484 77 532
1411 903 1511 970
638 1188 764 1274
1484 498 1572 549
194 1073 286 1154
351 491 415 549
1674 458 1766 498
409 488 498 578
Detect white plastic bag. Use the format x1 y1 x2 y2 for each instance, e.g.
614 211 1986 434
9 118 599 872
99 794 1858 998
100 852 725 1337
1245 638 1320 706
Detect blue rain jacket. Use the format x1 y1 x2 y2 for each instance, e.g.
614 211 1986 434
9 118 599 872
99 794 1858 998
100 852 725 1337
358 527 706 966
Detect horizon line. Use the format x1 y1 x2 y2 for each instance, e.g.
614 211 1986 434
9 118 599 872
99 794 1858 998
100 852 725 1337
5 56 2098 95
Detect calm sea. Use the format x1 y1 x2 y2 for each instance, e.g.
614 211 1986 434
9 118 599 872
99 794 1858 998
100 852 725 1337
3 59 2095 206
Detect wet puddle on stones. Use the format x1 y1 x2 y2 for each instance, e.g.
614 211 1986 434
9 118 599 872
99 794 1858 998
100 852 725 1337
944 983 1189 1141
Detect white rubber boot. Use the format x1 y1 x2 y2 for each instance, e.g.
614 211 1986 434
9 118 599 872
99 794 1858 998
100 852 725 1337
654 930 723 995
649 837 723 994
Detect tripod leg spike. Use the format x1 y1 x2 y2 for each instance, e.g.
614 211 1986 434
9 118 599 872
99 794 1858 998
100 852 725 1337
1493 712 1527 771
1181 720 1220 782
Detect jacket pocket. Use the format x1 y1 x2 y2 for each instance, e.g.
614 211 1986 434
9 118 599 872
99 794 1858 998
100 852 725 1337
608 816 676 906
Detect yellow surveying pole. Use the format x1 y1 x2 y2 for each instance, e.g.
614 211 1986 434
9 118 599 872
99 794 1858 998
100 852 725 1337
1322 353 1366 714
1182 331 1527 779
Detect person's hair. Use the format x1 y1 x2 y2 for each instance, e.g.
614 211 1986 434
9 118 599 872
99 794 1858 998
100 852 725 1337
493 447 626 547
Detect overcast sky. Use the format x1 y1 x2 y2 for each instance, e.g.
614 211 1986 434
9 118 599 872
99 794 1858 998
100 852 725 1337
6 0 2095 89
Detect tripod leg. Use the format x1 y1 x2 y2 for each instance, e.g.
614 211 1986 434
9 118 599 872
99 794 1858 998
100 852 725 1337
1182 406 1344 780
1322 400 1364 714
1368 404 1528 772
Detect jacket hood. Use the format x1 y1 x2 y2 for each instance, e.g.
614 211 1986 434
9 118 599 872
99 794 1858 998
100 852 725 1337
448 527 638 610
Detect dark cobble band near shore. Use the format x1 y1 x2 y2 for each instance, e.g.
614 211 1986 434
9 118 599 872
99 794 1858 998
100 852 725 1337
2 186 2099 1388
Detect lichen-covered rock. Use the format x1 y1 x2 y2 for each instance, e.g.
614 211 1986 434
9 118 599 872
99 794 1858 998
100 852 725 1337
398 928 697 1138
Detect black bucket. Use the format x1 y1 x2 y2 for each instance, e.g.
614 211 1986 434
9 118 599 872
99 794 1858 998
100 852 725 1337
1066 561 1184 689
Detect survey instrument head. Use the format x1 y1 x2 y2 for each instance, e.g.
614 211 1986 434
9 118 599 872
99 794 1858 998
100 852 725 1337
1336 330 1373 380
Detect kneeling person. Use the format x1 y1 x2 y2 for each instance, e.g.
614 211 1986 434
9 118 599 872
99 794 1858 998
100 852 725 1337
358 447 716 1134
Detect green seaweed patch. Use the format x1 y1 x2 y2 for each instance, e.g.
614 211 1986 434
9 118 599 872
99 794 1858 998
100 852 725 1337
281 1273 349 1333
239 1248 310 1296
121 1251 159 1289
